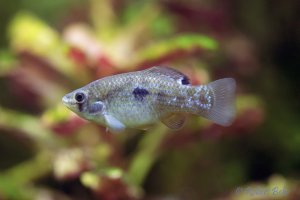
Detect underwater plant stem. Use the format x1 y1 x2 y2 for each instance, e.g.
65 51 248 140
127 125 168 186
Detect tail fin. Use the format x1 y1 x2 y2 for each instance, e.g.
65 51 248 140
201 78 236 126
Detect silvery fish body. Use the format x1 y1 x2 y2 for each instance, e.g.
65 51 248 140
62 67 236 132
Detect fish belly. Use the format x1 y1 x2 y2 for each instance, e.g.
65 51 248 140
107 98 159 128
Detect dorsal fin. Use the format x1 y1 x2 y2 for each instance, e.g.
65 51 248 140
145 66 190 85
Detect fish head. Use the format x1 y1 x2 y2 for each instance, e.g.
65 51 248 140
62 87 106 124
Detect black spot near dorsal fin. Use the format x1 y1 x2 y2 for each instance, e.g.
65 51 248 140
181 76 190 85
133 87 150 101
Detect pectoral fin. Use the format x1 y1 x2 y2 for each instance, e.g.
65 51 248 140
161 114 187 130
104 114 125 133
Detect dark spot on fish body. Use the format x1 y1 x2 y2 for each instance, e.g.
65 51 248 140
181 76 190 85
133 87 150 101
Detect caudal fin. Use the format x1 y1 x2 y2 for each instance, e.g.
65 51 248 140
202 78 236 126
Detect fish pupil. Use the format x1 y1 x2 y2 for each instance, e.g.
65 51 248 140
75 92 85 103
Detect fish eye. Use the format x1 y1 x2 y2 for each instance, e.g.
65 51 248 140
75 92 86 103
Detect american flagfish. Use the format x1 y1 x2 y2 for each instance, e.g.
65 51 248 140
62 67 236 132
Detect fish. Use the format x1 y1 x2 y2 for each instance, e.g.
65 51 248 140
62 66 236 132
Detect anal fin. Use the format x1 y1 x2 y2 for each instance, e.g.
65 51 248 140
161 114 187 130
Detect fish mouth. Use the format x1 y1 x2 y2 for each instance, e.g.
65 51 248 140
62 95 69 106
62 95 76 108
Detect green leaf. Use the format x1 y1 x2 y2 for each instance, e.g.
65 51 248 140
0 50 17 76
8 11 60 55
135 34 219 65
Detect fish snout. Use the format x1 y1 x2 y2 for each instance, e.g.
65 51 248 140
62 94 72 106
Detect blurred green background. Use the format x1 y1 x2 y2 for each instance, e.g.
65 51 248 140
0 0 299 200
